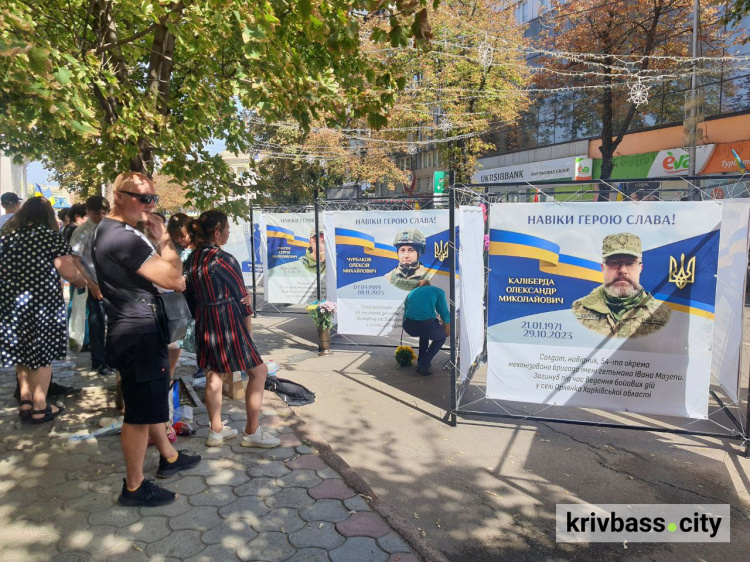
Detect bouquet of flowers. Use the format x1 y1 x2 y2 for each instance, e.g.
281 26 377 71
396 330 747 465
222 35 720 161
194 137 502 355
306 300 337 330
395 345 417 367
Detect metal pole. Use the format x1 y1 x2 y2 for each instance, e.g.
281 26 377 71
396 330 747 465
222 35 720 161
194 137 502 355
448 171 457 427
688 0 700 198
249 205 257 318
314 189 321 302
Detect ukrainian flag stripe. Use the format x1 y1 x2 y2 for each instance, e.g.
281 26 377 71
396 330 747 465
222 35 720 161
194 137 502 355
652 293 714 313
662 302 715 320
335 228 375 244
490 241 559 265
558 254 601 272
539 262 603 284
490 230 560 255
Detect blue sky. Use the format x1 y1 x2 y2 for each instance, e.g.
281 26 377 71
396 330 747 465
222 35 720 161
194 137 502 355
27 139 227 187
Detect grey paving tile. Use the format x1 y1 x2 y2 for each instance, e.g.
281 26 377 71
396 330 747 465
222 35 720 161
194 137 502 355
265 487 315 509
329 537 388 562
300 499 351 523
218 495 271 521
140 494 193 517
295 446 314 455
289 521 345 549
188 485 237 506
201 519 257 546
64 491 117 514
315 468 341 480
234 477 282 498
185 543 241 562
146 530 204 559
278 470 323 489
115 516 172 544
336 512 390 538
168 476 207 496
343 496 372 512
248 460 291 478
169 505 222 531
206 467 251 487
237 532 296 562
377 532 411 554
285 548 330 562
87 506 141 528
260 447 296 461
250 508 306 533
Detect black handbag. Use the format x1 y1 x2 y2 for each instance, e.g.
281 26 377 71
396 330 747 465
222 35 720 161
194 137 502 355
151 292 192 344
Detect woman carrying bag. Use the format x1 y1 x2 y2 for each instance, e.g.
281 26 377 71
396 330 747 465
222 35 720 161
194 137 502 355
184 211 279 449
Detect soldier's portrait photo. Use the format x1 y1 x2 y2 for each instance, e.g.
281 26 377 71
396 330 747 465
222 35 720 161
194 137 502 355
385 228 433 291
571 232 671 338
298 228 325 274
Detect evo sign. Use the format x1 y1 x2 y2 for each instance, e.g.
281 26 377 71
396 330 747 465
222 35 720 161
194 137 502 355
473 156 588 184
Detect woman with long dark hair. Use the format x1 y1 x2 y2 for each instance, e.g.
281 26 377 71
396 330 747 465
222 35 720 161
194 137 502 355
184 210 279 449
0 198 93 423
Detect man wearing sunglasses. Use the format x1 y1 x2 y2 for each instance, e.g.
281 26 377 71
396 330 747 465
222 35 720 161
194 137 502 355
572 233 671 338
93 172 201 508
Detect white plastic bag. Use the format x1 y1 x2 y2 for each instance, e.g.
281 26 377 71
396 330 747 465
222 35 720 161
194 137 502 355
68 287 87 352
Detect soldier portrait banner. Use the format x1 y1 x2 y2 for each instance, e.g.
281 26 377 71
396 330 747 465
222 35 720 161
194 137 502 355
264 213 325 304
487 202 722 419
224 216 264 287
334 210 450 336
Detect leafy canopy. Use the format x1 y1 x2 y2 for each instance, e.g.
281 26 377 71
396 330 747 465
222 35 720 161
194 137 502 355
0 0 434 214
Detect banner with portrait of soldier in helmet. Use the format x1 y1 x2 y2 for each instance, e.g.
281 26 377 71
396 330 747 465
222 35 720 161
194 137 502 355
487 202 723 420
264 213 325 304
333 210 451 336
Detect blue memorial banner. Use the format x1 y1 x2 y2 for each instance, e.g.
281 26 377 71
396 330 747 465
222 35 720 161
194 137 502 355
487 202 722 419
334 210 450 336
265 213 324 304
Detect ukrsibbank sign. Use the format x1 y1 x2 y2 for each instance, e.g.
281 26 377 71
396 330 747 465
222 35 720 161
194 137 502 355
473 156 590 184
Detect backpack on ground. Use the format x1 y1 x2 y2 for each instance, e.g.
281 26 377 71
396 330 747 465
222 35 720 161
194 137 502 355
264 377 316 406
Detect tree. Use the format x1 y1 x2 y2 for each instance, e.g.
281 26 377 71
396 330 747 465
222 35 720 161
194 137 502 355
0 0 433 214
719 0 750 35
249 118 410 205
367 0 530 183
538 0 724 184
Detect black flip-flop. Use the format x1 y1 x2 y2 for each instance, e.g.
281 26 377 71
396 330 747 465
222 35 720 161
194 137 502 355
30 404 65 424
18 400 33 421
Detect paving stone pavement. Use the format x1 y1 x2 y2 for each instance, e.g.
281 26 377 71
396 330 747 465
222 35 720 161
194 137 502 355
0 353 424 562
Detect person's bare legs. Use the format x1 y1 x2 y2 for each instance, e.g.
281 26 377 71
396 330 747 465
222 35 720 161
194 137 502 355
17 365 59 419
204 370 224 433
167 343 181 379
244 363 268 435
121 423 150 489
149 423 178 459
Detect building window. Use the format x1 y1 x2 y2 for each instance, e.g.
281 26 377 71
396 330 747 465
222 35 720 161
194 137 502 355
516 1 530 23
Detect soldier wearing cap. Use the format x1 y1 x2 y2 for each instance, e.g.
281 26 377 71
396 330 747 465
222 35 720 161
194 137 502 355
572 232 671 338
299 227 325 273
386 228 432 291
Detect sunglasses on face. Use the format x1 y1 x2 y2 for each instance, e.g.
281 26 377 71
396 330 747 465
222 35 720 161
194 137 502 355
118 190 160 205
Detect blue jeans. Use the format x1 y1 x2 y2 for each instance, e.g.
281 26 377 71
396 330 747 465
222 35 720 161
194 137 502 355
402 318 446 369
87 294 107 370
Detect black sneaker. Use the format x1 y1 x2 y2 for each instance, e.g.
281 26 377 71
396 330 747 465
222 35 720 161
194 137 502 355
118 478 176 507
96 366 116 376
48 382 82 398
415 364 433 376
156 450 202 478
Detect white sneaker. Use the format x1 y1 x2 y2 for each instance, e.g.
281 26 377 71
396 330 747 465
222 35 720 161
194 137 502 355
205 422 239 447
240 426 280 448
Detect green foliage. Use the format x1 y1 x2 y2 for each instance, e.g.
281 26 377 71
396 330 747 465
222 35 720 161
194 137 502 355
0 0 432 212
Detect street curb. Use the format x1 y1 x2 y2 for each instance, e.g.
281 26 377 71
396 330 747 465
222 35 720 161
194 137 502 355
265 393 451 562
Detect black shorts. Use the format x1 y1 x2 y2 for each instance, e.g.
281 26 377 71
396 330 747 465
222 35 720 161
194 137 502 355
108 331 170 425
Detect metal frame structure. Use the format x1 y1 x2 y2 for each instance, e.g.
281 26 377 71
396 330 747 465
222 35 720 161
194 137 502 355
244 175 750 455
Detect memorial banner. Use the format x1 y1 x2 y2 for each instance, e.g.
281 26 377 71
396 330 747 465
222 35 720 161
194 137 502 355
487 202 721 419
459 206 485 382
711 202 750 403
265 213 325 304
335 210 450 336
225 216 264 287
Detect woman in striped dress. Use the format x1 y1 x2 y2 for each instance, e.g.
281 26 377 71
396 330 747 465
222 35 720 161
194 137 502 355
184 211 279 449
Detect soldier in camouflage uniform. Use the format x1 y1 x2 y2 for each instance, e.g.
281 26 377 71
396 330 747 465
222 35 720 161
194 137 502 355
572 233 671 338
386 228 432 291
299 228 325 274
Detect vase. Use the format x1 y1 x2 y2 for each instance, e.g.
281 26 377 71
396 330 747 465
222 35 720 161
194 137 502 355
317 326 332 356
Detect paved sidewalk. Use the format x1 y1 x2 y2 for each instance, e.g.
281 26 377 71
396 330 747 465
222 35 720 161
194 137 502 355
0 353 435 562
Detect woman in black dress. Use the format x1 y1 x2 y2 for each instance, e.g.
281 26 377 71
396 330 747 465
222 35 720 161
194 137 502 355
0 198 92 423
185 211 279 449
